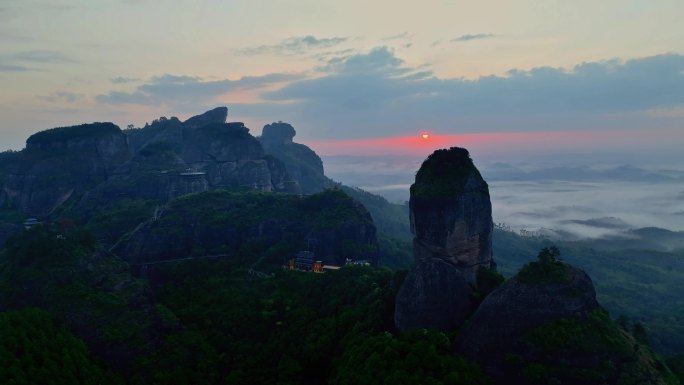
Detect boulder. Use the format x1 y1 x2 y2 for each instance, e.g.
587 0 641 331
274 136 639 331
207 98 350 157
394 257 471 331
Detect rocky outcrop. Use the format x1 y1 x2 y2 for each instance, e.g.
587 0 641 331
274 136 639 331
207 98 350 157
395 147 494 332
0 108 308 249
456 262 671 385
183 106 228 128
394 258 471 331
458 265 599 366
114 189 378 266
258 121 412 240
410 147 493 282
2 123 131 217
260 122 296 148
259 122 328 193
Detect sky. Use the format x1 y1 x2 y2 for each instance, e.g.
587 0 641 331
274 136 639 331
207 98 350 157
1 0 684 162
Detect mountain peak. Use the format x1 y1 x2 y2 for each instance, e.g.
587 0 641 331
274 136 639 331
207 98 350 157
183 107 228 128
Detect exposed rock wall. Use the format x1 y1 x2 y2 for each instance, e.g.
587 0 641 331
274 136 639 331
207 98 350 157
395 147 494 332
394 258 471 331
409 147 493 282
259 122 328 193
2 123 131 217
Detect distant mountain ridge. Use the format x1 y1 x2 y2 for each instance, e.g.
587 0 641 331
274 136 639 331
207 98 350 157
0 107 415 269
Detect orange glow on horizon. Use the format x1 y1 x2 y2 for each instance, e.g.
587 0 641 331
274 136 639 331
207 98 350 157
305 129 637 157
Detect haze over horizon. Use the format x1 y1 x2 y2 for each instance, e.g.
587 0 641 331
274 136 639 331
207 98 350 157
1 0 683 162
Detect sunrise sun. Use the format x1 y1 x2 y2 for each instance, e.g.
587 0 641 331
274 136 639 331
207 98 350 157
421 132 430 140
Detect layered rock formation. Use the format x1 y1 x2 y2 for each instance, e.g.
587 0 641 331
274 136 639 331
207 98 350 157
0 108 299 221
409 147 494 282
0 108 310 247
395 147 493 331
259 122 328 194
258 122 411 241
1 123 131 217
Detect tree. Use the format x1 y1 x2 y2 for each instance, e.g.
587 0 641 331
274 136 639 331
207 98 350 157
537 246 560 264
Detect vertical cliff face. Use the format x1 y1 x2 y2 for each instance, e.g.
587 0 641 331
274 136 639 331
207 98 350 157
2 123 131 217
409 147 494 282
395 147 494 332
259 122 328 194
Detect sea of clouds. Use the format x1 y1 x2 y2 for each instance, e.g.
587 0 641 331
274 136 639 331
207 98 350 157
323 155 684 241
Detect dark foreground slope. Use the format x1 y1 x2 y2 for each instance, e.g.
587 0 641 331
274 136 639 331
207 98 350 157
0 222 491 384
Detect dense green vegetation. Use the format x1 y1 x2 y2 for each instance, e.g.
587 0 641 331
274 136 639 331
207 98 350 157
138 256 492 385
666 355 684 384
84 198 158 245
377 234 413 269
0 225 163 373
0 308 122 385
129 257 487 384
26 123 121 146
1 219 681 384
517 246 571 285
332 330 490 385
493 225 684 355
0 221 487 384
196 122 251 141
411 147 482 199
520 308 677 385
147 261 399 384
4 224 96 268
166 188 370 229
341 186 411 241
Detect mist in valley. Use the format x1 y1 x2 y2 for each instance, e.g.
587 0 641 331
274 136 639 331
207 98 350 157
324 153 684 245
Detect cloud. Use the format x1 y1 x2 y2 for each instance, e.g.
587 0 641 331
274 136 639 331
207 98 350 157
382 32 409 41
311 48 356 62
7 50 73 63
262 48 684 138
0 50 73 71
319 46 407 74
0 31 32 42
39 92 83 103
111 76 140 84
97 72 303 106
0 63 31 72
451 33 496 42
236 35 349 56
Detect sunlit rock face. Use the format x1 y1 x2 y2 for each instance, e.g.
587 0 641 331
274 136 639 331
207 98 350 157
395 147 494 332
